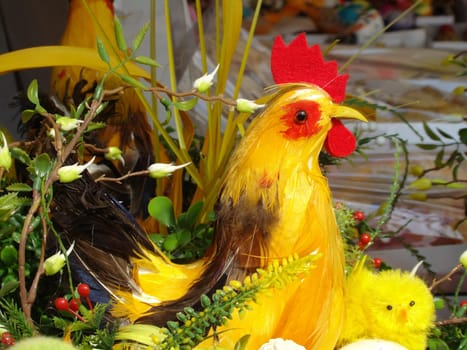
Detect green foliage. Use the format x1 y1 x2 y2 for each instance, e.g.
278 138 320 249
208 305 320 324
0 298 35 341
412 122 467 229
53 303 117 349
158 253 320 350
148 197 214 262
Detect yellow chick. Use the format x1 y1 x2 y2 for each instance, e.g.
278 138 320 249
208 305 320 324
338 260 435 350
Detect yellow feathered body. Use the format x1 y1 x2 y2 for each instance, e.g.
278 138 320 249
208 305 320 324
338 261 435 350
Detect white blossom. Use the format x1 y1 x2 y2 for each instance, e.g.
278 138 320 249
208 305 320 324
236 98 265 113
147 162 191 179
0 132 12 171
57 157 95 183
193 64 219 93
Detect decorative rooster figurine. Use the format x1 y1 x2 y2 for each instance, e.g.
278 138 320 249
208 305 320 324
53 32 366 350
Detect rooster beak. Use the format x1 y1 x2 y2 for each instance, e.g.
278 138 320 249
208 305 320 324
333 105 368 122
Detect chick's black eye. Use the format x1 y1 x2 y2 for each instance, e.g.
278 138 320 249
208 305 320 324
295 110 308 124
409 300 415 307
386 305 393 311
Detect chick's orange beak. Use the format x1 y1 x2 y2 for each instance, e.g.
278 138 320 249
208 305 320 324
398 308 408 323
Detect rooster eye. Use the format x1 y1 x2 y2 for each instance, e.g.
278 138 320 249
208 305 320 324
409 300 415 307
294 110 308 124
386 305 393 311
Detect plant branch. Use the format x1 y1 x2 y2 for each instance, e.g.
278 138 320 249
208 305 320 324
430 263 463 291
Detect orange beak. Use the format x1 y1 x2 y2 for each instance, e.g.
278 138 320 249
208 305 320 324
398 308 408 323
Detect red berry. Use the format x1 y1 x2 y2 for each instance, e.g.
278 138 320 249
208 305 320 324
77 283 90 298
1 332 15 346
353 211 365 221
69 298 81 312
460 300 467 307
373 258 382 269
54 297 69 311
359 233 371 245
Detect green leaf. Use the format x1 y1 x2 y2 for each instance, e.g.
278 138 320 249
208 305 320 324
134 55 161 67
446 182 465 189
6 183 32 192
176 229 191 246
458 336 467 350
1 245 17 264
148 233 165 246
148 196 176 228
434 148 444 168
10 147 31 165
415 143 438 150
459 128 467 145
427 338 449 350
173 98 199 111
436 127 454 140
93 81 104 101
423 121 441 141
177 201 204 230
132 22 149 53
120 74 146 90
234 335 250 350
163 234 178 252
27 79 39 105
96 37 110 64
0 280 19 297
21 109 36 124
33 153 52 177
85 121 106 132
74 97 90 118
114 16 128 53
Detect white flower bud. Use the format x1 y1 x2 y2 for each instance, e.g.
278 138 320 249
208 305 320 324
147 162 190 179
193 64 219 93
460 250 467 269
44 242 74 276
236 98 265 113
0 132 12 171
56 116 83 131
57 157 95 183
105 146 124 165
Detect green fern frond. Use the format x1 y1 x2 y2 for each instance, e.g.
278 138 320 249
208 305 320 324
114 253 321 350
0 298 35 340
160 253 321 350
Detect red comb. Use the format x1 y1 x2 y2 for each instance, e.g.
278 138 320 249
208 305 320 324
270 33 357 157
271 33 349 103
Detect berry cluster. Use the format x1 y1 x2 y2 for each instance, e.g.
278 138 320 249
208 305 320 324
352 210 383 270
54 283 93 322
1 332 14 347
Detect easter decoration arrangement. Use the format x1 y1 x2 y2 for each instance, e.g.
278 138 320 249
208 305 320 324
0 1 465 349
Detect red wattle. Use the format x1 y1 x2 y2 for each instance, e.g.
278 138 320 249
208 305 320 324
324 119 357 157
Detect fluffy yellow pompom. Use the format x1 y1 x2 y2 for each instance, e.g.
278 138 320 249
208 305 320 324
338 260 435 350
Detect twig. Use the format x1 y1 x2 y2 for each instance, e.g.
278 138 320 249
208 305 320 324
95 169 150 183
430 263 463 291
435 317 467 326
148 86 237 107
